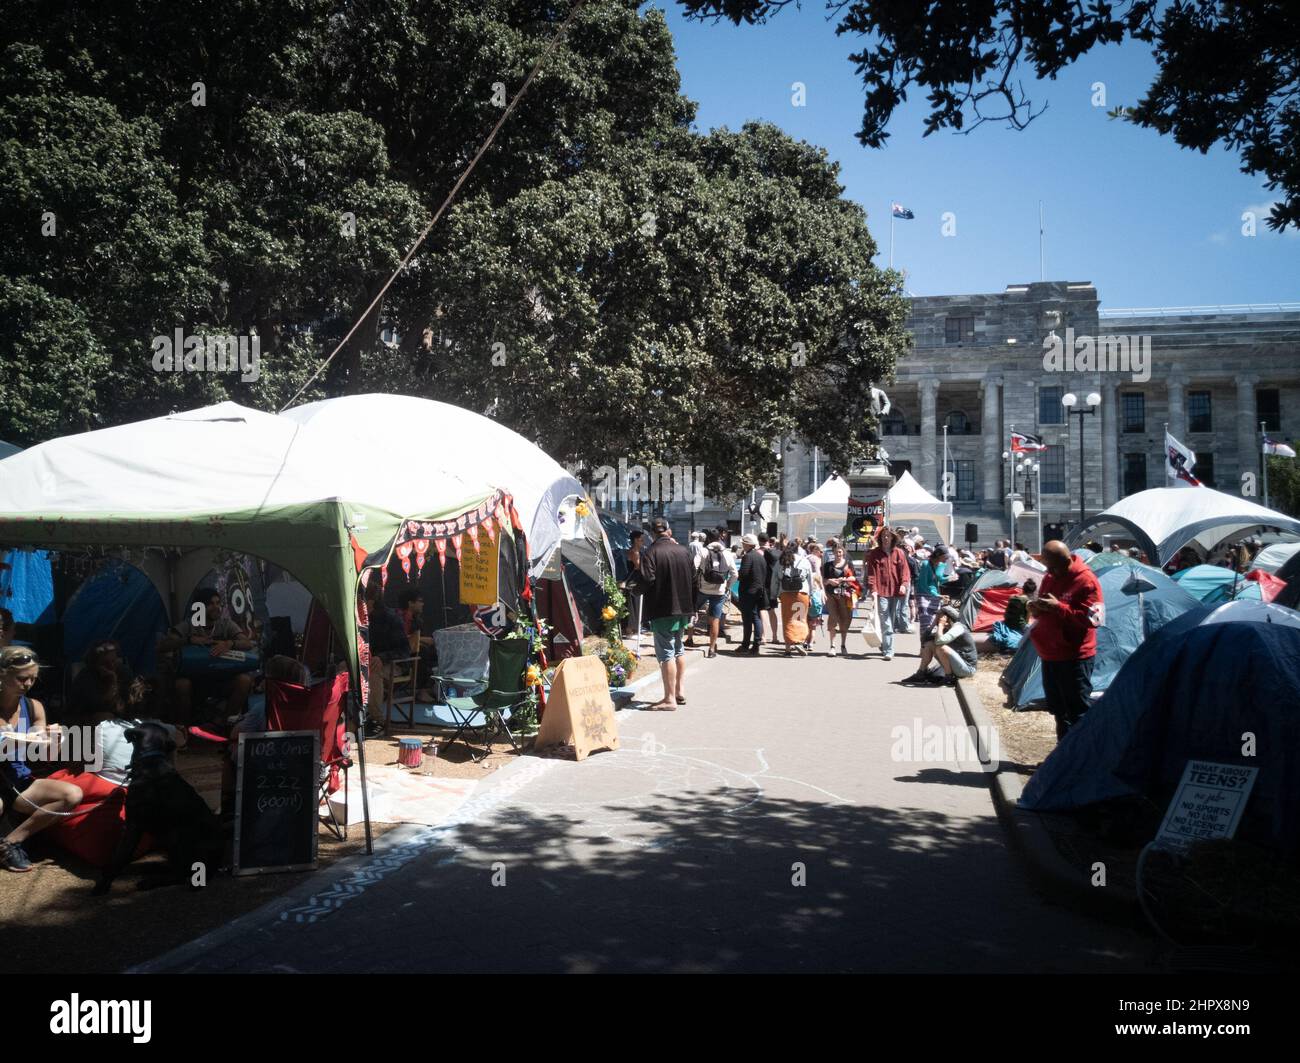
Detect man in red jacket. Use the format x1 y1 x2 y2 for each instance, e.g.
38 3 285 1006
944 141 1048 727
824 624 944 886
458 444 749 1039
865 526 911 661
1028 541 1105 739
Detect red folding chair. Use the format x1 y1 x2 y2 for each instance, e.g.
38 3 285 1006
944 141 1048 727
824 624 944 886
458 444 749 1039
265 670 352 840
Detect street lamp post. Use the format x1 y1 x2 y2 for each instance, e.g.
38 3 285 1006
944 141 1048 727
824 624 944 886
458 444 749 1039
1016 457 1041 552
1062 391 1101 530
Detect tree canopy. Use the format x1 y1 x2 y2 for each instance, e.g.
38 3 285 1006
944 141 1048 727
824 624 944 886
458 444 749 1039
1 0 908 502
679 0 1300 232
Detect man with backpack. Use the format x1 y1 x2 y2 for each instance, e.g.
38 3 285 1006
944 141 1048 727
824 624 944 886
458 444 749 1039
697 535 737 658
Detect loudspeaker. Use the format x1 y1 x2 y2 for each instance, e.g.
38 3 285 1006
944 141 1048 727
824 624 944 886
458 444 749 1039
766 521 778 539
964 522 979 545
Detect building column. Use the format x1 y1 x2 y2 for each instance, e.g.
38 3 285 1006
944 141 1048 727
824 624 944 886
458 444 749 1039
1237 374 1260 488
1166 374 1186 442
919 378 939 494
981 374 1002 505
1100 380 1119 505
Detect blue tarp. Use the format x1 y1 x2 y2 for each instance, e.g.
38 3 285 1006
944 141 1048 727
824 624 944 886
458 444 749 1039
1021 609 1300 855
1007 564 1201 709
63 561 168 675
0 549 55 624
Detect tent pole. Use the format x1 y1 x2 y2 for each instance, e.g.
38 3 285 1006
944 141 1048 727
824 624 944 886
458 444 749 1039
353 682 374 854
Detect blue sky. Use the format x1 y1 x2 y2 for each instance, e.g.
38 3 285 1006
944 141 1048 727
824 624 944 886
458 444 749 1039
659 4 1298 308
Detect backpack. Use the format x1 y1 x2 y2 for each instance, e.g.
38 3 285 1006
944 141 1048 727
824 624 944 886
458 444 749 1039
780 565 803 593
704 549 730 586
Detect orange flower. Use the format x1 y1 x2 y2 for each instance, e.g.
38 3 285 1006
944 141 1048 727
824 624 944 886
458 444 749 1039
602 605 617 621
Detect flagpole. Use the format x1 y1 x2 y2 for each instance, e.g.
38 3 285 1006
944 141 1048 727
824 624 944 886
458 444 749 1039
1038 201 1045 282
1163 422 1170 486
1262 420 1270 509
942 425 950 501
890 212 895 270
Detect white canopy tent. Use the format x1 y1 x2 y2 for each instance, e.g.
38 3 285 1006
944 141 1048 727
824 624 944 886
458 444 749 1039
786 474 850 540
281 394 613 580
1066 486 1300 565
885 471 955 546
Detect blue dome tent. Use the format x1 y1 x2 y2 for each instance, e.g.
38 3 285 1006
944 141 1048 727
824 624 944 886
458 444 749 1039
1021 604 1300 855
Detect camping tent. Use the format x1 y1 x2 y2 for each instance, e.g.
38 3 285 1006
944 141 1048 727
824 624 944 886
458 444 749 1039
1251 541 1300 574
1005 564 1201 709
787 475 850 541
885 471 954 546
1020 606 1300 855
1171 564 1254 604
1065 486 1300 565
959 569 1020 633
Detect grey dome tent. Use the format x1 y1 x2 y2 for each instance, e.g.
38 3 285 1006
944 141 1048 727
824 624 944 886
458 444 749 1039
1005 563 1201 710
1020 603 1300 856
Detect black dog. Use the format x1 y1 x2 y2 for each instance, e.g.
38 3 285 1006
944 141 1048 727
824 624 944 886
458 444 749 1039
92 721 224 895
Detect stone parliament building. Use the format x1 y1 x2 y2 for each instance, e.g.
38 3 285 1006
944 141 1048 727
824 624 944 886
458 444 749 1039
674 281 1300 546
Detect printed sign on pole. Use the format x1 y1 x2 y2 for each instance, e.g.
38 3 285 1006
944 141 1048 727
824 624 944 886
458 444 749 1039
458 538 500 606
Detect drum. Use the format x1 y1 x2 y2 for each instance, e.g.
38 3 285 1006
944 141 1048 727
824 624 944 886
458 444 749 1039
397 737 423 768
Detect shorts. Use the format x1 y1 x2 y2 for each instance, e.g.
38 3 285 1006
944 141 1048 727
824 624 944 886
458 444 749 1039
652 627 686 664
939 645 977 679
702 593 727 620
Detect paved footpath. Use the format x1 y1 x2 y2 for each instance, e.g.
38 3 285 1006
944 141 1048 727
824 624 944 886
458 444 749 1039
138 631 1155 973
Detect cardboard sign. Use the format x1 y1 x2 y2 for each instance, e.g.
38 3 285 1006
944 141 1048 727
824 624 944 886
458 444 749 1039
533 655 619 761
1154 760 1258 853
459 538 500 606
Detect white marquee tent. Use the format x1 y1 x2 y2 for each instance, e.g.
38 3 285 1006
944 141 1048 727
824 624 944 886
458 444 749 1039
786 470 954 545
1066 486 1300 565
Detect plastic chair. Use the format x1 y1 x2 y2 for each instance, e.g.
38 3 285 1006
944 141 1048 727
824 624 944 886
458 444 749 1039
265 671 351 840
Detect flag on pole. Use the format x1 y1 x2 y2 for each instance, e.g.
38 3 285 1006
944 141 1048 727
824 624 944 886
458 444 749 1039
1010 431 1047 452
891 202 914 219
1165 432 1201 486
1263 436 1297 458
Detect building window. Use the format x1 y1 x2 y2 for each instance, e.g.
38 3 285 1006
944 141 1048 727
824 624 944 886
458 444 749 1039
1040 444 1066 494
1123 453 1146 496
1188 390 1213 433
1122 393 1145 433
1039 385 1063 425
883 410 908 436
953 459 975 502
1197 452 1215 488
945 410 969 434
945 316 975 344
1258 388 1281 433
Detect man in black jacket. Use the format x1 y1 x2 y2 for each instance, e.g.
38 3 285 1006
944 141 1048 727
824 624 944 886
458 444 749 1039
737 533 770 655
635 517 696 710
760 533 781 644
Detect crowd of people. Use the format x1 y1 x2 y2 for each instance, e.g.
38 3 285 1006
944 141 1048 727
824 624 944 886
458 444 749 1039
621 518 1032 709
621 519 1106 754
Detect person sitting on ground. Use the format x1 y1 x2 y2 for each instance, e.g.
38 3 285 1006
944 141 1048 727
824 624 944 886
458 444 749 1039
1003 579 1037 633
0 647 84 872
159 587 255 726
903 606 978 687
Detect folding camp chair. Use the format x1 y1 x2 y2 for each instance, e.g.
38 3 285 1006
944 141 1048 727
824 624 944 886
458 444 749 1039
265 670 352 840
434 637 529 763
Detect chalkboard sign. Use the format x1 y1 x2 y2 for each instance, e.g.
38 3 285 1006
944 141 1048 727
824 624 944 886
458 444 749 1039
234 730 320 875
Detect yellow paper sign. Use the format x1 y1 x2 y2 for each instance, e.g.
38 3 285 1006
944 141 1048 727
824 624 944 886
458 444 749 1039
533 655 619 762
458 538 500 606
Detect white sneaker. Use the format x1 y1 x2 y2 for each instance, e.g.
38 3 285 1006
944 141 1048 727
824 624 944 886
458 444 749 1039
827 645 837 657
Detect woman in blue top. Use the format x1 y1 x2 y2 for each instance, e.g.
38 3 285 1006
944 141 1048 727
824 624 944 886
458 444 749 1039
915 545 951 639
0 647 84 872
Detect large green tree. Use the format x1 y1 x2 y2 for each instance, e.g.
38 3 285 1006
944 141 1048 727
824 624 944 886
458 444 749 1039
680 0 1300 231
1 0 908 498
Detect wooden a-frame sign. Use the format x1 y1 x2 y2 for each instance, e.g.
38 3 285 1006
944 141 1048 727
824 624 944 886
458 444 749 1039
534 655 619 761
